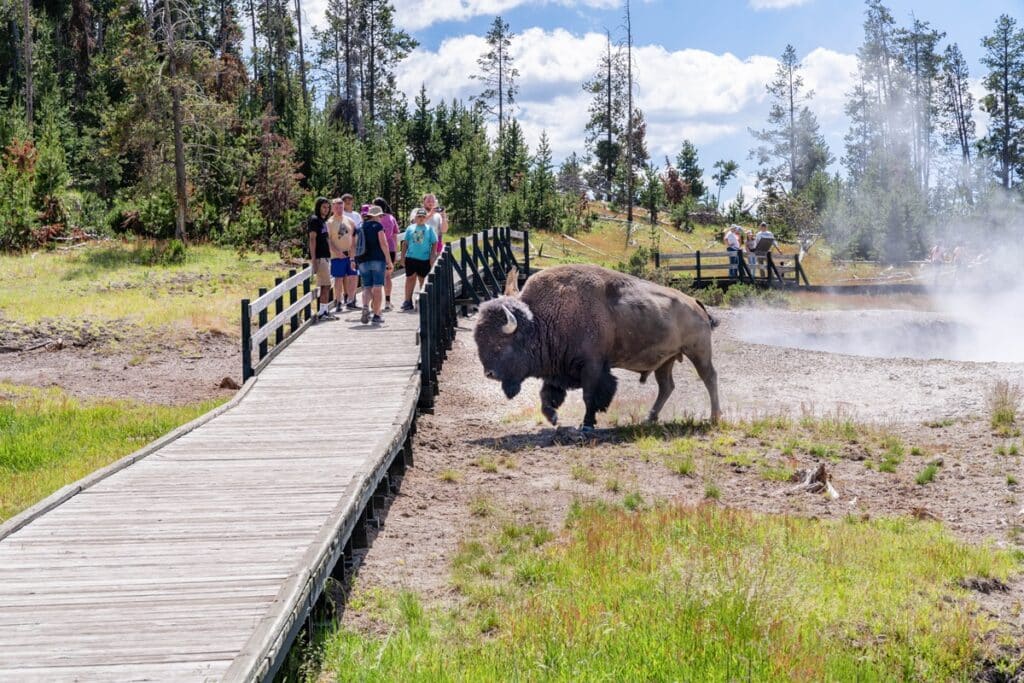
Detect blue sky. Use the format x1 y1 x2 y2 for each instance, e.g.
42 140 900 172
300 0 1020 201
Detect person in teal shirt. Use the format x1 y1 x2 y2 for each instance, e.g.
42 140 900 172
398 208 438 311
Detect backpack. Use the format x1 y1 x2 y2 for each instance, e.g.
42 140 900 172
353 223 366 259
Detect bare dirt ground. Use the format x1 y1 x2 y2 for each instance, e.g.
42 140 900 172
0 317 240 404
344 305 1024 640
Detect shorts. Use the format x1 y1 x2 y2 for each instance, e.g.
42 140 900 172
359 260 386 287
314 258 332 287
404 256 431 278
330 257 358 278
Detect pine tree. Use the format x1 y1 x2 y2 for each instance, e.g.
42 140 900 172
583 30 625 199
675 140 705 199
556 152 585 196
895 19 944 191
978 14 1024 190
527 131 557 231
711 160 738 210
750 44 830 194
474 16 518 142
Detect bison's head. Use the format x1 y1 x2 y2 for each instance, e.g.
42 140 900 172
474 296 537 399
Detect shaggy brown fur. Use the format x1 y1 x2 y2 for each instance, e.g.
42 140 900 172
475 264 720 429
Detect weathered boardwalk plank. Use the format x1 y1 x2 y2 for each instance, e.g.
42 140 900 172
0 301 423 682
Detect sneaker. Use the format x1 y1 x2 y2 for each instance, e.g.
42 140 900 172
361 307 370 324
400 301 414 312
372 314 384 324
384 302 393 312
346 300 360 310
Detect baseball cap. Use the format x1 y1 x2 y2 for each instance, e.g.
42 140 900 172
360 204 371 216
414 208 428 217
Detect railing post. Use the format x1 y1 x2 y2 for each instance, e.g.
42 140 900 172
474 232 500 297
695 251 702 283
241 299 252 381
288 269 298 333
419 283 434 411
523 230 531 278
302 265 311 321
257 287 268 361
654 250 661 269
274 277 284 346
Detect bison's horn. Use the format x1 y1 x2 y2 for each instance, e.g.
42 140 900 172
501 305 518 334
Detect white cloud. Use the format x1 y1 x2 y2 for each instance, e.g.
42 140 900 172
800 47 858 121
748 0 813 9
392 0 620 31
396 28 858 178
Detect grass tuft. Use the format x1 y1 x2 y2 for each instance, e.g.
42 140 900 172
915 464 939 485
987 380 1022 435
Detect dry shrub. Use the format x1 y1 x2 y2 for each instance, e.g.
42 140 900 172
987 380 1022 433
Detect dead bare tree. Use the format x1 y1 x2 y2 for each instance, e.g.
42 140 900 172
22 0 33 131
159 0 189 242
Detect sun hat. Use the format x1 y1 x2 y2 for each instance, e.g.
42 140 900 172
366 205 383 217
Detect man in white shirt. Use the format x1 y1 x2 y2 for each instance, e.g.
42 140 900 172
725 225 741 278
340 194 362 309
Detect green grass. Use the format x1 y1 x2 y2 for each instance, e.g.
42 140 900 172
0 383 220 521
987 380 1022 437
915 464 940 486
0 241 283 341
320 504 1021 682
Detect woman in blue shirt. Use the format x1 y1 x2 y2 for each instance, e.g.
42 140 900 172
398 208 437 311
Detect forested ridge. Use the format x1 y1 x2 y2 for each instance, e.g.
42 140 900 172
0 0 1021 260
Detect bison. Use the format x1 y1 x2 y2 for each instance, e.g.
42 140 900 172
474 264 721 430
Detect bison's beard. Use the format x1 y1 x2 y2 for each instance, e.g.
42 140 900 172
501 379 522 399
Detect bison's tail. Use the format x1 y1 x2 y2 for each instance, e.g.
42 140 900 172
695 299 719 330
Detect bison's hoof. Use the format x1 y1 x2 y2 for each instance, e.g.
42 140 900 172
645 413 660 424
579 424 595 435
542 407 558 426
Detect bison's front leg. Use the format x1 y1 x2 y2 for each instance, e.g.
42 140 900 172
581 362 617 430
540 381 566 426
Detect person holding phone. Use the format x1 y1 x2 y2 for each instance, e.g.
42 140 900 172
421 193 448 255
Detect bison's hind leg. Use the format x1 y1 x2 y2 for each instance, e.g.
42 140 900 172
540 381 567 426
646 359 676 423
638 371 650 384
581 363 617 429
685 339 720 424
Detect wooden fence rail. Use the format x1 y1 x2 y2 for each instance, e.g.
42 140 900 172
241 265 315 381
654 248 810 287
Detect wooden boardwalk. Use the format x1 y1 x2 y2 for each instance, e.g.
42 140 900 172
0 301 422 681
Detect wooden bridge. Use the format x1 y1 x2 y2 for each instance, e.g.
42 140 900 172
654 248 810 287
0 229 526 681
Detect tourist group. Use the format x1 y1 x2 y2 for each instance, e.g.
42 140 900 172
307 193 447 324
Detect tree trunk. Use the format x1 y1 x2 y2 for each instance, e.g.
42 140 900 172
163 0 189 242
248 0 258 92
22 0 33 132
333 28 341 101
788 65 795 190
294 0 308 113
1001 37 1011 189
624 0 634 236
605 31 613 197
